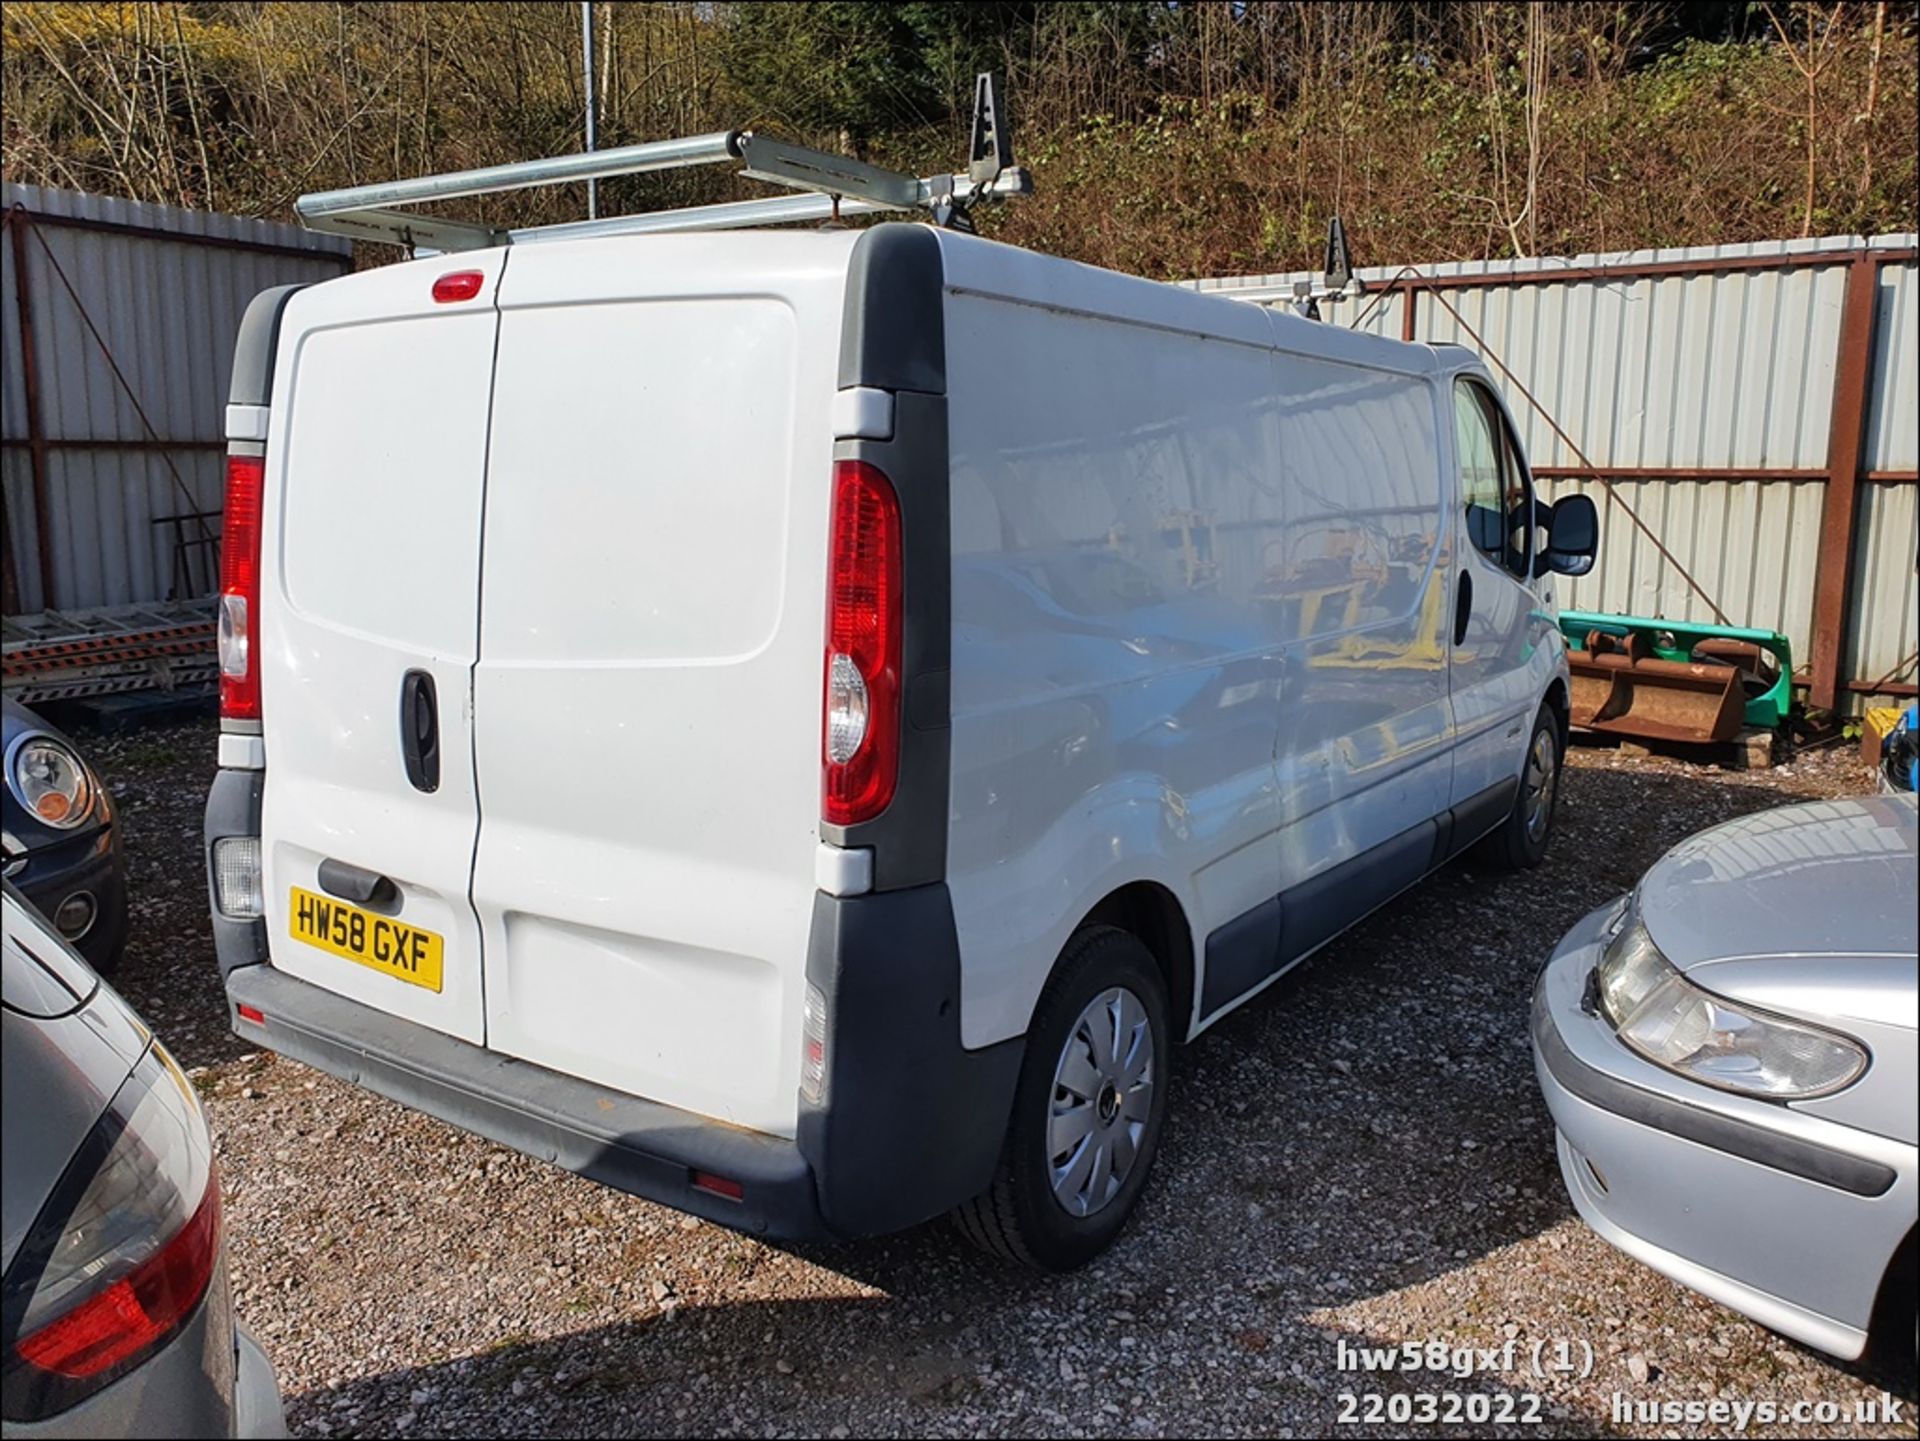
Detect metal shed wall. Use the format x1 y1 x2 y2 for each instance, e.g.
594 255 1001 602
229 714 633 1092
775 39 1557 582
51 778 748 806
1190 233 1920 712
3 183 352 615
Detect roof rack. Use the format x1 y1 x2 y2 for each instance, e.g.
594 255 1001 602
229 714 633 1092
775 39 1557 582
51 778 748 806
296 73 1031 253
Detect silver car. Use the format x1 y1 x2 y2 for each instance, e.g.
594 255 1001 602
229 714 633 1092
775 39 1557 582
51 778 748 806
1 886 284 1437
1533 795 1917 1363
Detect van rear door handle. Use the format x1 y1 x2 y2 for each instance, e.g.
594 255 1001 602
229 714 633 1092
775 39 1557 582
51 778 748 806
1453 572 1473 647
400 670 440 793
317 858 398 908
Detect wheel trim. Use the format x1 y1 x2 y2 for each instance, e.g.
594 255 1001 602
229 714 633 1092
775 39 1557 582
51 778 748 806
1048 986 1153 1218
1524 727 1558 841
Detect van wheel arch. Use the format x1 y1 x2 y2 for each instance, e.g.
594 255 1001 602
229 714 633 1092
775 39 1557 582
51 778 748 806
1075 882 1195 1042
1543 677 1570 750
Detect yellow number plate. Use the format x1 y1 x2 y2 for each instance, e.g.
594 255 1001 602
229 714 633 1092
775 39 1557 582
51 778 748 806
288 886 444 992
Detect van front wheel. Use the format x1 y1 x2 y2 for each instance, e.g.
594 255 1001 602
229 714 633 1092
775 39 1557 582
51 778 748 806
1482 706 1563 871
952 927 1170 1271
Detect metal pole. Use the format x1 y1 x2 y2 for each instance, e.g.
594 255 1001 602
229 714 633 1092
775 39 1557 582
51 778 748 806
581 2 598 221
1808 253 1880 713
6 209 58 612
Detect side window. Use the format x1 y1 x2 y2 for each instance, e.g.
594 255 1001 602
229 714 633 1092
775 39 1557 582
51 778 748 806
1453 382 1507 563
1452 381 1532 579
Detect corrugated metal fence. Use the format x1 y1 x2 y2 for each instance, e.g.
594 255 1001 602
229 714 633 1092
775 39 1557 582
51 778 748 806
2 183 351 617
1190 233 1919 713
3 196 1913 713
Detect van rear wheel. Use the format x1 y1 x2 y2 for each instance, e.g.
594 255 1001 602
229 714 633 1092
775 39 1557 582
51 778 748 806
952 927 1170 1271
1481 706 1563 871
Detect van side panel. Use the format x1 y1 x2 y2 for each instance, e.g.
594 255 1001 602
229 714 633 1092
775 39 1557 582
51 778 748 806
945 289 1285 1049
1260 343 1453 971
469 235 854 1137
940 239 1457 1047
258 258 504 1044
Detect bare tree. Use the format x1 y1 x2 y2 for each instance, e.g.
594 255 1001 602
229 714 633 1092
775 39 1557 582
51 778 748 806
1861 0 1888 199
1763 0 1848 238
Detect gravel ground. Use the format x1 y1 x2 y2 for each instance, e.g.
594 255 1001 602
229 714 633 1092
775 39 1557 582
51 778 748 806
79 713 1917 1439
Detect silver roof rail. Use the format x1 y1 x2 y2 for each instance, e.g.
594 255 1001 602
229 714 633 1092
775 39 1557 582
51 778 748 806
296 75 1030 252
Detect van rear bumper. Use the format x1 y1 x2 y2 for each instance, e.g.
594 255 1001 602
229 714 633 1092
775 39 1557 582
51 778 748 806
222 881 1025 1243
225 965 830 1238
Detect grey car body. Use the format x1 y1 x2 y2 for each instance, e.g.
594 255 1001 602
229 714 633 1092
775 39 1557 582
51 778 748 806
1533 794 1918 1362
1 886 283 1437
1 701 127 975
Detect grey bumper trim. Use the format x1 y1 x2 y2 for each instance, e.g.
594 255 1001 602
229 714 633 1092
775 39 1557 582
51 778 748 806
1531 988 1896 1199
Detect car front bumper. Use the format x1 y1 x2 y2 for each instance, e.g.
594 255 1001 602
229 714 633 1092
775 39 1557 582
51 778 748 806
1531 901 1917 1361
8 823 127 974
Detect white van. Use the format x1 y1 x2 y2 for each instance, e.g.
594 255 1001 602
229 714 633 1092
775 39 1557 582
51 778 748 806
204 219 1598 1269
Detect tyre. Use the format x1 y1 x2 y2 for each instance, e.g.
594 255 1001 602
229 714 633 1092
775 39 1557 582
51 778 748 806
1480 705 1563 871
952 926 1170 1271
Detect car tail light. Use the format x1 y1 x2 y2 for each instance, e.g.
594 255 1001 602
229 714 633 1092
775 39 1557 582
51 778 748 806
822 460 901 826
2 1043 219 1421
218 453 265 721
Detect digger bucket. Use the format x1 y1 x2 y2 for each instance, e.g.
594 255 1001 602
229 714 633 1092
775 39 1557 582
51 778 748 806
1567 630 1745 744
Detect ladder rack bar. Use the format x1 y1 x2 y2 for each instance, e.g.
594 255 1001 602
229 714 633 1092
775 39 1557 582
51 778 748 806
296 132 740 219
508 191 893 243
289 75 1032 249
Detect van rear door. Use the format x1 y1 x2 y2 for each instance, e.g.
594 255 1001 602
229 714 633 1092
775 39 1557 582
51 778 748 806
257 257 503 1043
469 235 851 1136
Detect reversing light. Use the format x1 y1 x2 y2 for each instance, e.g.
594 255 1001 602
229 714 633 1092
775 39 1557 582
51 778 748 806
211 836 264 919
800 981 828 1106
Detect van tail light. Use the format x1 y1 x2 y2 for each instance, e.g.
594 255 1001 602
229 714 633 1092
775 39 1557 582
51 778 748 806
218 453 265 721
822 460 901 826
2 1043 219 1422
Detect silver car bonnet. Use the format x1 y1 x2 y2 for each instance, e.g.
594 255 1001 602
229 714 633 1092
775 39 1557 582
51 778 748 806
1636 796 1918 1018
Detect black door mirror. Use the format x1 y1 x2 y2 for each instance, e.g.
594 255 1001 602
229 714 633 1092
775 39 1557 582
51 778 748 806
1539 494 1598 577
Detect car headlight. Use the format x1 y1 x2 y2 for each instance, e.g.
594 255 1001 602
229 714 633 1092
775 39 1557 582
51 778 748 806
10 738 94 829
1594 898 1868 1099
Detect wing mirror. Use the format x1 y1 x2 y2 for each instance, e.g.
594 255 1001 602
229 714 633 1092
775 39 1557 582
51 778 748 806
1539 494 1598 577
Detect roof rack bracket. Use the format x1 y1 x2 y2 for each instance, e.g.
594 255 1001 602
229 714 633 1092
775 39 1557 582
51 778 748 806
295 74 1030 251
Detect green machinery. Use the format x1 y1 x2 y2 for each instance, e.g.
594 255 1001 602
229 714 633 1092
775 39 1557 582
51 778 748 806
1557 610 1792 743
